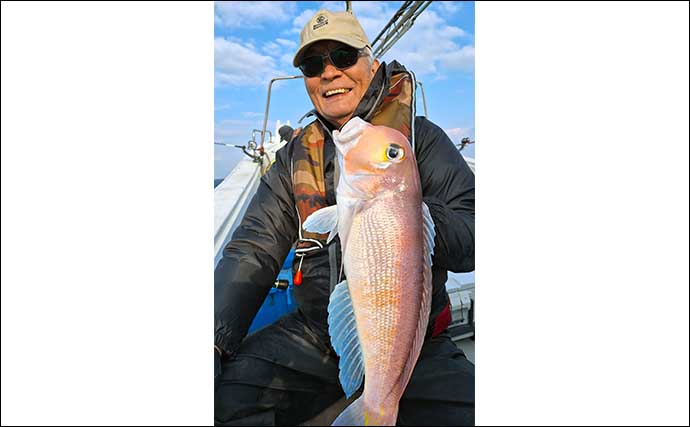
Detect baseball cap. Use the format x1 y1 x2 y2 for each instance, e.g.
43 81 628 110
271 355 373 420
292 9 371 67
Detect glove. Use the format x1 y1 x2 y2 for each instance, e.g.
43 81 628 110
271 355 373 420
332 116 371 152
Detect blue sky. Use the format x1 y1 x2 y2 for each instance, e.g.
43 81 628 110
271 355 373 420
214 1 475 179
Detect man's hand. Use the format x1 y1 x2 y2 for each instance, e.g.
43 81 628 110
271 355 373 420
332 117 370 148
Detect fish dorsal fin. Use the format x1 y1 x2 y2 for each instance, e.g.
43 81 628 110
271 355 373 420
398 202 436 390
327 280 364 398
302 205 339 244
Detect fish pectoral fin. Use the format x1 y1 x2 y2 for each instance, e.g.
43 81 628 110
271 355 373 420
302 205 339 244
327 280 364 399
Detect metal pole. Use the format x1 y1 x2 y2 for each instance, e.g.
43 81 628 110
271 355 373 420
376 2 423 57
260 75 304 147
372 1 432 59
253 129 272 144
371 1 412 47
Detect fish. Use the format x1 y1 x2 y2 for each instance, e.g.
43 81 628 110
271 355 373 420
302 117 435 425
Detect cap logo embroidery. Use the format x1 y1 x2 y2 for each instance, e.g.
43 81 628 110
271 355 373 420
313 15 328 30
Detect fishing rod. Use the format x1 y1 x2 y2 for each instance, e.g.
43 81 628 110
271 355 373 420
214 142 246 150
214 141 266 163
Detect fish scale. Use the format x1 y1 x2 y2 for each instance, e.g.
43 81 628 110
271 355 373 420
346 193 422 416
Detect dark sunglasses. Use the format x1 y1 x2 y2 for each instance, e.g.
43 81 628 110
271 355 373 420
298 46 365 78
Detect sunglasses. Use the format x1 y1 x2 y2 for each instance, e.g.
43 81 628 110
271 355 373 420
299 46 365 78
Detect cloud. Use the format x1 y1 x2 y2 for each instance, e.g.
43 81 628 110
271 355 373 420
276 38 297 49
437 2 463 15
285 2 474 79
290 8 316 34
214 3 473 100
215 118 263 143
438 45 475 72
444 127 475 144
215 1 297 29
381 9 474 78
241 112 264 118
280 53 294 66
291 2 391 43
262 41 281 54
215 38 287 86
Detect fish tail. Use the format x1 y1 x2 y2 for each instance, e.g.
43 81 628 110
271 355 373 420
333 397 398 426
332 396 365 426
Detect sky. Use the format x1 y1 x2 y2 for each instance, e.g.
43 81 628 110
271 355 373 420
214 1 475 179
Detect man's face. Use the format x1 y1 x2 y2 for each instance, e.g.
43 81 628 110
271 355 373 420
302 40 380 128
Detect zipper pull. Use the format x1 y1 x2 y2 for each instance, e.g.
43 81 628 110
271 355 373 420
293 255 304 286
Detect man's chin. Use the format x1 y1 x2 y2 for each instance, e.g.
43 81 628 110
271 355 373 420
331 116 353 128
322 110 354 127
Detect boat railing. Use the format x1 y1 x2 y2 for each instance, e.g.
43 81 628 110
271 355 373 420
259 75 304 148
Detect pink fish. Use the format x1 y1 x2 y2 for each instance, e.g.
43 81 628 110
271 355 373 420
303 117 435 425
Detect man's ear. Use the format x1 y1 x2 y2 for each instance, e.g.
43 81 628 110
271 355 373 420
372 59 380 74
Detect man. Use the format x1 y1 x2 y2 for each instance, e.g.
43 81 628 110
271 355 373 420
215 9 475 426
278 125 294 144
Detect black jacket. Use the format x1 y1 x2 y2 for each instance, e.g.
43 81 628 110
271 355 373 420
215 69 475 357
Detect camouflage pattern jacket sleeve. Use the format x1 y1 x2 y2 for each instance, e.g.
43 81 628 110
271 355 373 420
415 116 475 273
214 144 298 356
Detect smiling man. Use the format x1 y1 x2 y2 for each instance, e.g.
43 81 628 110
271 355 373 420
298 40 378 127
215 9 475 426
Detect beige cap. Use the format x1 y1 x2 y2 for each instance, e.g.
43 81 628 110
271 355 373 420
292 9 371 67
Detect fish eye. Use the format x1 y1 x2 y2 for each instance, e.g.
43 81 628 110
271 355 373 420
386 143 404 161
